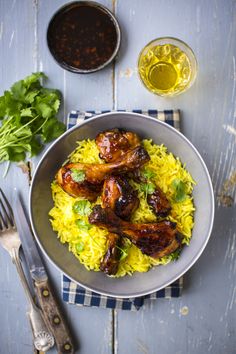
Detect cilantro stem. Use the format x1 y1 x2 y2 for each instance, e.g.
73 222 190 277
0 115 39 146
0 117 15 138
0 152 8 161
0 115 39 150
0 135 32 149
33 116 49 135
10 115 39 135
0 142 28 151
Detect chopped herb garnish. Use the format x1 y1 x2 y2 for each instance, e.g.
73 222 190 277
76 242 85 252
171 178 188 202
71 168 85 183
139 182 156 198
171 248 182 261
75 219 92 230
119 249 128 261
142 169 156 180
73 200 91 215
116 244 131 261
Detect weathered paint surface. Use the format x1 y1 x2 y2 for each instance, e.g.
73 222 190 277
0 0 235 353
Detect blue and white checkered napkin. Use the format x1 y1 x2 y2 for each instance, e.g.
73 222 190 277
62 109 182 311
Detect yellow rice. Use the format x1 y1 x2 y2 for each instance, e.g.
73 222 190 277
49 139 195 277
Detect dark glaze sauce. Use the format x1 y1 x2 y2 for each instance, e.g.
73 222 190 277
47 3 118 71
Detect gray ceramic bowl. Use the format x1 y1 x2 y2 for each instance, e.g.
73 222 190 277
29 112 214 298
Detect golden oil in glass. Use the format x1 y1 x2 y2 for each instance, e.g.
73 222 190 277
138 39 197 97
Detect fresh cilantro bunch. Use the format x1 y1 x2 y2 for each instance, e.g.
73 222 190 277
0 72 65 164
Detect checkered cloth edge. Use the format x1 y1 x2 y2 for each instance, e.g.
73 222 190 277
62 109 182 311
62 276 183 311
67 109 180 130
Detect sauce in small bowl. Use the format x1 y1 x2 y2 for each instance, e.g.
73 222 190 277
47 1 121 73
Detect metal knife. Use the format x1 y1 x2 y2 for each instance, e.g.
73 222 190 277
14 194 75 354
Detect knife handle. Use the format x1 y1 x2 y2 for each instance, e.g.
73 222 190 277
34 279 75 354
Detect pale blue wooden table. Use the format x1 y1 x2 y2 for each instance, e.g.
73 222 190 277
0 1 235 353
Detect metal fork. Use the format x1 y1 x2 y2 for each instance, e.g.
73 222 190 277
0 188 54 352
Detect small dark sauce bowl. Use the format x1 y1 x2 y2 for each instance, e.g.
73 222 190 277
47 1 121 74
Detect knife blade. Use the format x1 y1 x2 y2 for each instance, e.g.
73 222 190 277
14 198 47 284
14 194 75 354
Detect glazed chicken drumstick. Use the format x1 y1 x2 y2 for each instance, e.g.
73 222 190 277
100 175 139 275
102 175 139 220
57 146 150 200
96 128 141 162
57 170 101 201
89 206 182 258
147 186 172 217
100 233 122 275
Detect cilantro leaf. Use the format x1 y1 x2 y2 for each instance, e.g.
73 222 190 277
139 182 156 197
24 90 39 104
35 102 53 119
41 117 65 142
1 91 22 117
142 169 156 180
171 179 187 202
11 80 27 102
75 219 92 230
171 248 182 261
76 242 85 252
116 244 131 261
22 72 47 91
71 169 86 183
0 72 65 170
29 136 42 156
52 98 60 112
0 96 7 118
73 200 91 215
6 146 26 162
20 108 33 117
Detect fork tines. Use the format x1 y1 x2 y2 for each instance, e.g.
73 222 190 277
0 188 15 230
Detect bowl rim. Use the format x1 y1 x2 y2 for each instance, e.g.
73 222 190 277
29 111 215 298
46 0 121 74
